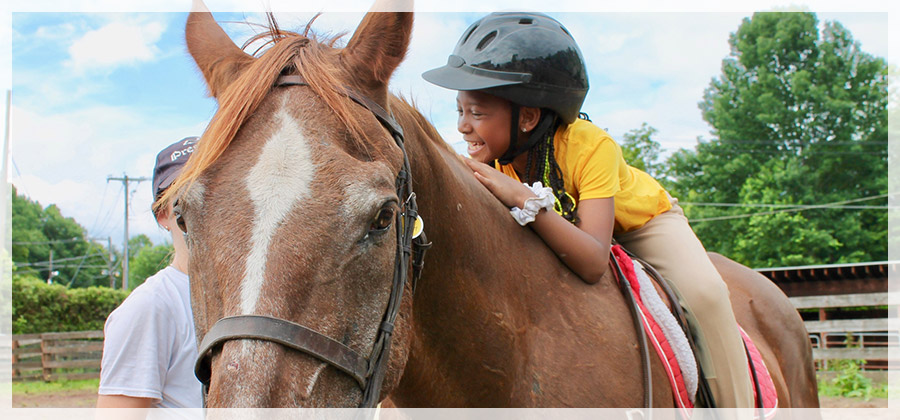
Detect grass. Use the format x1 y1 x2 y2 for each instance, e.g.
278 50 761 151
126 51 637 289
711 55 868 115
815 359 889 400
12 378 99 395
818 378 890 400
8 372 892 401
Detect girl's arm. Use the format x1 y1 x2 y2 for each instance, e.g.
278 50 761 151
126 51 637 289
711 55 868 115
465 159 613 284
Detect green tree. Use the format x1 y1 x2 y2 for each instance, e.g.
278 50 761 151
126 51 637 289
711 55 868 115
666 12 887 268
11 185 111 287
128 243 174 290
621 123 663 178
128 234 153 257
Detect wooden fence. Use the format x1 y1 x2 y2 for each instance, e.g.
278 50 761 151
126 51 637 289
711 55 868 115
11 330 104 382
789 292 897 368
5 292 895 381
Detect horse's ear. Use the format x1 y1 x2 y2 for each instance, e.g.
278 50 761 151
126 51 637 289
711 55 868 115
342 0 413 90
186 0 254 98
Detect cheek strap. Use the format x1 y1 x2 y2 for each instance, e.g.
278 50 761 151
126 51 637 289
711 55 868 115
496 106 558 167
497 103 521 165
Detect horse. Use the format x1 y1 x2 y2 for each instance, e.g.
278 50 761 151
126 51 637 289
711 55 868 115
164 1 820 408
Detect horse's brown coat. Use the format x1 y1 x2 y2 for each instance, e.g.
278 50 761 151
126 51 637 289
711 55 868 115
171 1 819 408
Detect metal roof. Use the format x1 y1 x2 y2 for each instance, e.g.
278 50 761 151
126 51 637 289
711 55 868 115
754 261 895 295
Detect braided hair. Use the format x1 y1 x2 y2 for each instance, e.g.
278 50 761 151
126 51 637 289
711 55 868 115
522 111 592 224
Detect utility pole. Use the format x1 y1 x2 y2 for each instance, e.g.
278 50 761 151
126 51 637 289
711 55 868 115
2 90 9 182
107 174 148 290
108 237 114 288
47 249 53 284
3 90 11 254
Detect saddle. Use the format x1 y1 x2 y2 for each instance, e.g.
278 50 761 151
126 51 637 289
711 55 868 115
609 244 777 417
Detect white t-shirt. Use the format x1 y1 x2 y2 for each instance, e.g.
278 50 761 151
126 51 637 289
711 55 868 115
99 266 202 408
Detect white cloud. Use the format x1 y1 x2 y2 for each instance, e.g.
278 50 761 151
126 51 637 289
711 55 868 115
819 12 889 59
4 3 894 251
34 22 78 40
1 14 11 90
13 172 171 246
11 103 205 244
65 19 166 73
12 105 140 180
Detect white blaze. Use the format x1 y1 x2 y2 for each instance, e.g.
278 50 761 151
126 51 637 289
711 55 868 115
241 104 314 314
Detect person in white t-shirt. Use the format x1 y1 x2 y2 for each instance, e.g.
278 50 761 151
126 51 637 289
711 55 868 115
97 137 201 410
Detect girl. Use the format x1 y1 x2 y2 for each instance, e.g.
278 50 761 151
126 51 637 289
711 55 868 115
97 137 202 412
423 12 753 408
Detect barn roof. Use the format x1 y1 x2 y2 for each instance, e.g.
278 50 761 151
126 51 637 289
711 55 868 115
754 261 896 296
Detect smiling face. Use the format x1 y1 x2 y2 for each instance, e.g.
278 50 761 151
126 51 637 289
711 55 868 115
456 90 514 164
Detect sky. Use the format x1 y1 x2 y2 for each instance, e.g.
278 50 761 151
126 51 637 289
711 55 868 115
1 0 895 250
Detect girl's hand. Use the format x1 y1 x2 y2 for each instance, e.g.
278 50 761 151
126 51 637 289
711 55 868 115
464 158 535 208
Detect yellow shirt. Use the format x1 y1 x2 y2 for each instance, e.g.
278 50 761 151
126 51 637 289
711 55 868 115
496 119 671 233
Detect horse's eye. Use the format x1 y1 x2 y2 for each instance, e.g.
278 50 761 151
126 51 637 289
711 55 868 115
174 203 188 233
176 213 188 233
370 207 395 233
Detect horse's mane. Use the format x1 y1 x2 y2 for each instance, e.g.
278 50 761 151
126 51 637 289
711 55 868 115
158 15 370 212
391 95 456 155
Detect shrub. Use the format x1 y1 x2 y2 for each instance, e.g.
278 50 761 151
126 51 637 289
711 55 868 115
12 274 129 334
818 359 880 400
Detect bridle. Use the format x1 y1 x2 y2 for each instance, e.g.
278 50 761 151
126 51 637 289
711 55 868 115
194 74 430 408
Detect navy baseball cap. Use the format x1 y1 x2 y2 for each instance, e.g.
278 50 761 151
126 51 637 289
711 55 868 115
152 136 199 202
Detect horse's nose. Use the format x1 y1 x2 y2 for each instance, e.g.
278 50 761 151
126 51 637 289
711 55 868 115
293 361 328 401
207 340 281 407
208 339 356 407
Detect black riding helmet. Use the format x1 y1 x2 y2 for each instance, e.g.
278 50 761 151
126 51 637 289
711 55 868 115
423 12 589 164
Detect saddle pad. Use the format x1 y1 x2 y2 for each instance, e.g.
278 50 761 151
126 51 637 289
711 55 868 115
610 245 778 418
741 326 779 418
611 245 697 416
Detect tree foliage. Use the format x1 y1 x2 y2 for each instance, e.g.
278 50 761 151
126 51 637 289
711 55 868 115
11 185 173 290
621 123 663 178
666 12 887 268
11 185 111 287
129 242 173 290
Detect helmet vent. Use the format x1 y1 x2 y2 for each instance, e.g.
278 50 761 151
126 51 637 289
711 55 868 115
476 31 497 51
519 18 533 25
462 24 479 45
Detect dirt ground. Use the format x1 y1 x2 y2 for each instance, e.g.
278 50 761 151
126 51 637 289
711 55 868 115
10 390 889 408
13 388 98 408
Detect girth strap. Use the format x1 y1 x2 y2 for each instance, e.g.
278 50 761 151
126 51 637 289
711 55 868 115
195 315 369 388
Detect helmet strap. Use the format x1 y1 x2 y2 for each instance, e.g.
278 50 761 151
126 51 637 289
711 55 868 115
497 104 521 165
497 106 558 166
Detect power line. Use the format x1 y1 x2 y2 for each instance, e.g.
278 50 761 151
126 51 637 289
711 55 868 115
699 149 885 156
702 139 888 146
93 185 123 240
689 193 891 223
12 238 84 245
108 174 149 290
87 181 111 234
33 264 111 269
681 202 889 209
11 158 29 197
14 253 106 267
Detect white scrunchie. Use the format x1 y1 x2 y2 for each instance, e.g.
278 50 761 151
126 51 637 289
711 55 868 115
510 182 555 226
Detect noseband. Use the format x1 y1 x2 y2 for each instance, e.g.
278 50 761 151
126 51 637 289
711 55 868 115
194 75 430 408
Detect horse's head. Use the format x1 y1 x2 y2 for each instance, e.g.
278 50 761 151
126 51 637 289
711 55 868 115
166 0 415 407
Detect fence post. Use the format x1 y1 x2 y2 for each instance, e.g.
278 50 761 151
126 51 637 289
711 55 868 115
40 334 52 382
12 338 20 379
820 306 828 370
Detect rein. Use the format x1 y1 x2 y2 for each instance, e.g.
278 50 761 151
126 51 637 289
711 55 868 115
194 74 431 408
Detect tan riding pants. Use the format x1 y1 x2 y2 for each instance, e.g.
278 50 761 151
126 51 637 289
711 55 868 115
616 199 753 408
